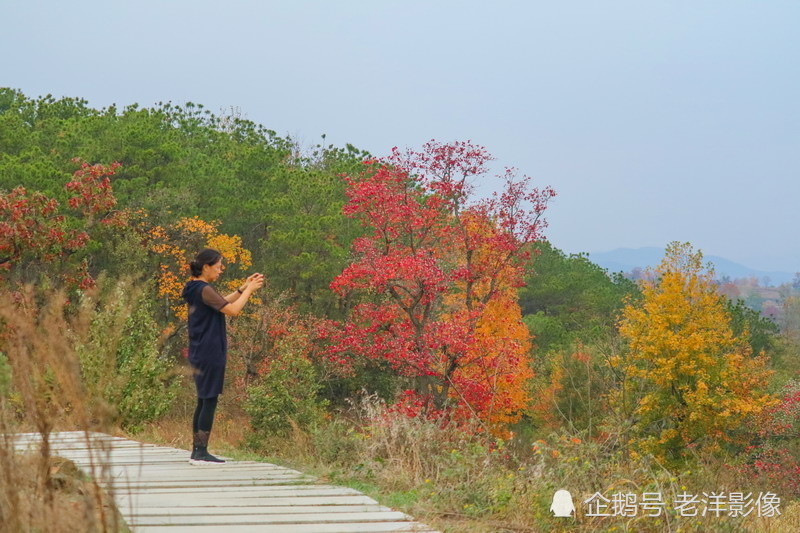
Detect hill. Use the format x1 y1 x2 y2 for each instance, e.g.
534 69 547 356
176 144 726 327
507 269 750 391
588 247 796 286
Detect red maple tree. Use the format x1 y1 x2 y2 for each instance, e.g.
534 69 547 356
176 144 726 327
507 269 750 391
0 160 120 288
324 140 555 429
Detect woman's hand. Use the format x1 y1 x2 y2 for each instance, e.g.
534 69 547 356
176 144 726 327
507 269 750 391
244 273 265 292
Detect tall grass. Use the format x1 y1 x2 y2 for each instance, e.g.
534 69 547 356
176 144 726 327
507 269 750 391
0 284 126 532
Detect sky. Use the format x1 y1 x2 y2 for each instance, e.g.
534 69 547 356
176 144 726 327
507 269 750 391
2 1 799 272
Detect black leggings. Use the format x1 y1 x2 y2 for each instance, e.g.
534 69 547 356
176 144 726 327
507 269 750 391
192 396 218 433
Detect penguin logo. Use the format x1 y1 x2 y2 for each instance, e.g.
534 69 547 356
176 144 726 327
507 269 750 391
550 489 575 517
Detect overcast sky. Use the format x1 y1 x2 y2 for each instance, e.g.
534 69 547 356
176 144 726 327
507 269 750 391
2 1 798 272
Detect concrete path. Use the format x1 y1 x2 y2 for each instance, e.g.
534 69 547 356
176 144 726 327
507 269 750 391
12 431 439 533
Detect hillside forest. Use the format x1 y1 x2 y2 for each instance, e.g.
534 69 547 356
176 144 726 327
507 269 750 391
1 88 798 532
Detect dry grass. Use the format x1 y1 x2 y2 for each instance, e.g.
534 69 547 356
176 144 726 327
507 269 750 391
0 285 126 533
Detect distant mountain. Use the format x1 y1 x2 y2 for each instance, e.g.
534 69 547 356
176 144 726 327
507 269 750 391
588 247 796 286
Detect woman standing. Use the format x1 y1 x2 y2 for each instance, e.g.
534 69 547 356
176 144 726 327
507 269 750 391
182 248 264 464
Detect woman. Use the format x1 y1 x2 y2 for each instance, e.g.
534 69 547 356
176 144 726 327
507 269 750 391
182 248 264 464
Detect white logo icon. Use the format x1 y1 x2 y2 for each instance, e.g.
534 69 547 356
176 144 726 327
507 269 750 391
551 489 575 517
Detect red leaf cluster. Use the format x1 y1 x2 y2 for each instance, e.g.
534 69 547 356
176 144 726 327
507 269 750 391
0 160 122 289
0 188 85 266
735 380 800 496
65 159 119 216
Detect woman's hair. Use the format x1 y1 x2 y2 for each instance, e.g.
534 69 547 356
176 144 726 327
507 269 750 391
190 248 223 277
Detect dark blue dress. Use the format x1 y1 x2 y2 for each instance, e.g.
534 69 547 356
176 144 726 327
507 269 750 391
182 280 228 399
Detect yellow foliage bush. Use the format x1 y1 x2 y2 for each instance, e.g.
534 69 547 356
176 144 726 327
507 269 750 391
615 242 775 462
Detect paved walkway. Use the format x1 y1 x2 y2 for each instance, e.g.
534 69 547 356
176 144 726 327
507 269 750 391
12 431 439 533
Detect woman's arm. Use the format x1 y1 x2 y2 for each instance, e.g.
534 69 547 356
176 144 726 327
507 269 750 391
223 289 242 303
220 274 264 316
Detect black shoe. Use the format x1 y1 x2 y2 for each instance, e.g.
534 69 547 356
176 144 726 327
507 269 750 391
189 444 201 462
189 446 225 465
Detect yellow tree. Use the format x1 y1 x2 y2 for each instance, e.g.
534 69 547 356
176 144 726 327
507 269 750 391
616 242 774 461
142 215 252 320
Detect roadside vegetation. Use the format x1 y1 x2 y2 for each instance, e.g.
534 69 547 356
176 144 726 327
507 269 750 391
1 89 798 532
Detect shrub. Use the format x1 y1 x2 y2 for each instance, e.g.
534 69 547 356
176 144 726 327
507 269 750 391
244 326 328 444
76 277 179 431
0 353 10 399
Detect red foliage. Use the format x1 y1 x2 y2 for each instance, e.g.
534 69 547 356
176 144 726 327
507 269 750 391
387 390 436 418
0 160 121 289
324 140 554 431
736 380 800 496
65 159 119 216
0 187 73 268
